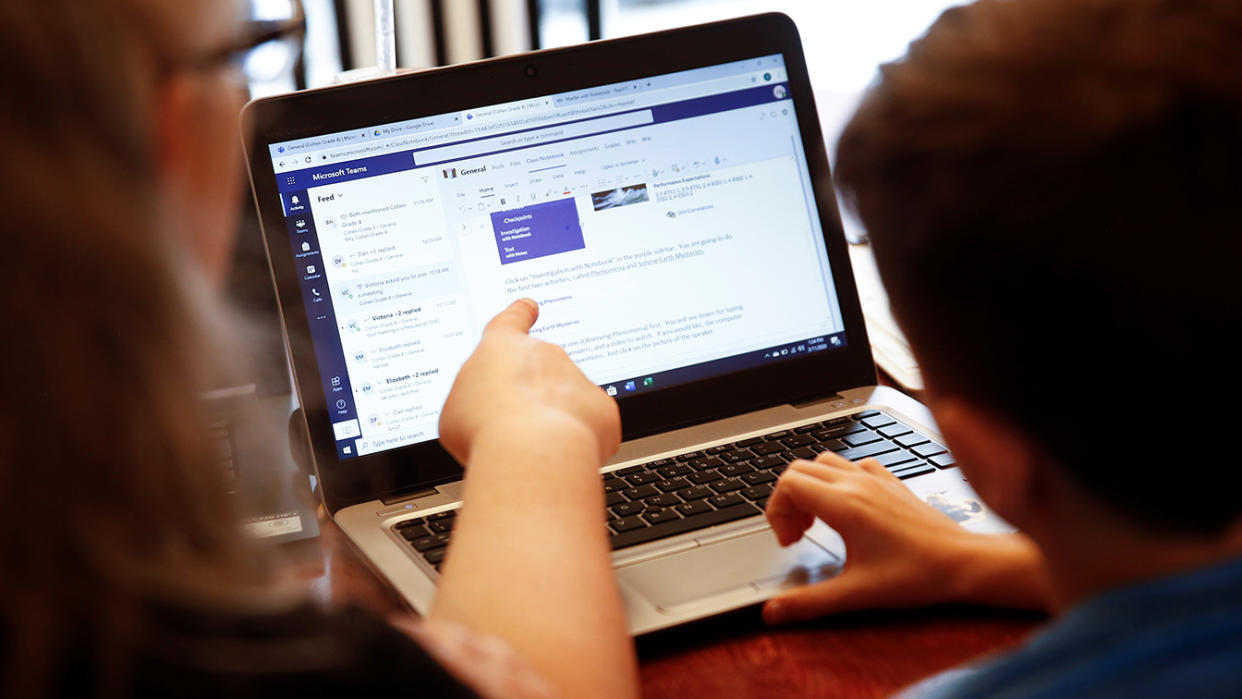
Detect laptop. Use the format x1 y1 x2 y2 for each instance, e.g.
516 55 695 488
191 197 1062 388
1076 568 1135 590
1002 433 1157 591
242 13 1009 635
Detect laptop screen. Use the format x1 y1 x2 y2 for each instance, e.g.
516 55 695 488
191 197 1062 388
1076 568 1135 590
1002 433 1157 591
266 54 848 461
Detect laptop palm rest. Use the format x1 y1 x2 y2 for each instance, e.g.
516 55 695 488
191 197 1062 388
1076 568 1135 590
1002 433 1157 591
618 528 844 616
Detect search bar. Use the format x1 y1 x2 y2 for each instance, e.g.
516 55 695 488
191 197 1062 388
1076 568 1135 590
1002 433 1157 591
414 110 654 165
299 100 648 167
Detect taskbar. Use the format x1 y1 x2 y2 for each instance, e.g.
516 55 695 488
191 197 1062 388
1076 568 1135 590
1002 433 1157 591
600 332 847 398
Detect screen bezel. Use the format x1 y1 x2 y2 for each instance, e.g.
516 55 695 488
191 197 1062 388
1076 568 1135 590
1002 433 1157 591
242 12 876 514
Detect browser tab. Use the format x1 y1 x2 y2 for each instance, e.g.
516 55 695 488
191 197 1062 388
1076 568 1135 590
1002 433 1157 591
270 112 462 160
463 96 554 124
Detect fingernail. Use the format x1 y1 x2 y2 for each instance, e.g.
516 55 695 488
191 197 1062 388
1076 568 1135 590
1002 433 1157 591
763 600 784 625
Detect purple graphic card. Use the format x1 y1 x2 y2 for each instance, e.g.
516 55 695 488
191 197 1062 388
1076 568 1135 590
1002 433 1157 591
491 198 585 265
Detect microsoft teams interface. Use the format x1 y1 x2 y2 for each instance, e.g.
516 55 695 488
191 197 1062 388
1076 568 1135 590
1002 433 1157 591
269 54 847 460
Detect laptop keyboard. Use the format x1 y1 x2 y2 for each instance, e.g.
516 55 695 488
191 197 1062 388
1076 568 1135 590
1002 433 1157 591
393 410 953 571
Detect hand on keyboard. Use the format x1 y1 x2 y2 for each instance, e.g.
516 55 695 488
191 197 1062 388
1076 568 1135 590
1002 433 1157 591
762 451 1033 624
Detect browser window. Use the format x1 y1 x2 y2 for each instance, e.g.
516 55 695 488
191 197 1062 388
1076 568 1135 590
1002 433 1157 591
268 54 847 460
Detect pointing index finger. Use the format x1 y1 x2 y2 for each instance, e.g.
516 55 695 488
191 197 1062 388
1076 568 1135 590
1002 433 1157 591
484 298 540 335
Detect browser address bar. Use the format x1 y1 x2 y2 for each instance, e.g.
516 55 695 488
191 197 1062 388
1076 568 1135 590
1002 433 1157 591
309 99 645 165
414 110 654 165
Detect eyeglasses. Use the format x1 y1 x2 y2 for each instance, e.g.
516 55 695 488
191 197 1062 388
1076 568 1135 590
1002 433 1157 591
186 0 306 85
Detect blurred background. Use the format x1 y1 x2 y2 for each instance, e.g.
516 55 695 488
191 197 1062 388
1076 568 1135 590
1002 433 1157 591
247 1 961 147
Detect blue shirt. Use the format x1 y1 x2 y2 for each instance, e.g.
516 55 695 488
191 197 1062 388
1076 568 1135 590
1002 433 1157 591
905 555 1242 698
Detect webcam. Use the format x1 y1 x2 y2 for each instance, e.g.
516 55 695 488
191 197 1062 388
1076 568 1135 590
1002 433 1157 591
523 64 538 78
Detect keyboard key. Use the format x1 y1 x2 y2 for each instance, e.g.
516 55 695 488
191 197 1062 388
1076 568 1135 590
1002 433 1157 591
709 493 745 509
929 453 957 468
429 518 456 533
752 454 790 469
411 533 451 552
895 432 932 448
424 548 447 565
878 423 914 438
675 485 713 501
394 518 426 529
819 416 853 427
793 423 822 433
675 451 703 462
603 478 626 492
842 430 884 447
855 410 882 418
655 477 691 492
754 497 770 510
780 434 816 448
689 457 723 470
677 500 713 516
816 438 846 453
605 491 625 507
650 458 674 468
811 426 857 441
398 525 430 540
610 503 762 550
733 437 764 448
706 445 730 455
610 516 646 533
644 508 680 524
809 427 849 441
873 450 919 468
835 442 900 462
741 484 774 501
711 477 746 493
718 449 752 464
891 463 936 480
625 471 661 485
615 465 645 476
742 470 777 486
751 442 786 456
861 414 897 429
622 484 658 500
789 446 820 460
657 463 693 478
644 493 681 508
688 470 723 484
769 462 789 476
611 501 645 517
912 442 948 458
718 463 754 478
428 511 457 521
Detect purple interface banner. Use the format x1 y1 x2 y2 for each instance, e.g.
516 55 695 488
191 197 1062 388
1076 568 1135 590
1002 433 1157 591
491 198 585 265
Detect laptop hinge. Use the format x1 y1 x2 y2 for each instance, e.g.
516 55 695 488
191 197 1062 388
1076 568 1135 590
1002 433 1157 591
790 392 843 410
379 486 440 506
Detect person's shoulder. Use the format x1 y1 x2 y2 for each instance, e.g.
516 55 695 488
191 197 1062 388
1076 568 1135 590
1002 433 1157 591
909 556 1242 699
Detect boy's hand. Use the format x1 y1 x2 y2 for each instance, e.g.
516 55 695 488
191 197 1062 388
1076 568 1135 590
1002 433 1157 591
763 451 1047 624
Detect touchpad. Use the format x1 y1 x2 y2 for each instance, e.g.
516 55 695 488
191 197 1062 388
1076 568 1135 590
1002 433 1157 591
618 530 842 615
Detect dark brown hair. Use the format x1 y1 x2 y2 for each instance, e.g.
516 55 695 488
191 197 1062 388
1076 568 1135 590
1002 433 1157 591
835 0 1242 535
0 2 276 695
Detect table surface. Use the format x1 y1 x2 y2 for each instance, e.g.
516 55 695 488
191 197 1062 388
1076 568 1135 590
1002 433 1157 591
289 368 1043 697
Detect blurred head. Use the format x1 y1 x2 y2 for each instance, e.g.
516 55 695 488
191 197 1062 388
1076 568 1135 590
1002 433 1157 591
0 0 277 693
835 0 1242 536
